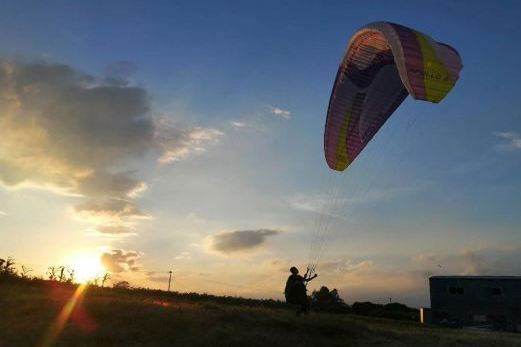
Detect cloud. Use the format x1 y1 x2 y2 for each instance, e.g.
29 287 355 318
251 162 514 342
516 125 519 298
460 248 521 275
100 249 141 273
289 194 348 217
411 253 441 265
495 132 521 151
290 184 429 217
0 60 153 196
146 271 171 283
95 224 135 235
461 250 491 275
230 121 251 130
75 199 146 221
0 59 223 235
319 259 374 274
270 107 291 119
316 259 427 305
175 251 192 260
230 121 246 128
411 247 521 277
104 61 138 86
0 211 7 216
270 259 294 273
210 229 281 254
155 118 223 163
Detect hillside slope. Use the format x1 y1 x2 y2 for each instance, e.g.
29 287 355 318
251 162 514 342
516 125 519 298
1 281 520 347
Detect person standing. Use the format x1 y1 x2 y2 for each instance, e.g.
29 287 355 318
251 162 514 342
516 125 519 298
284 266 317 316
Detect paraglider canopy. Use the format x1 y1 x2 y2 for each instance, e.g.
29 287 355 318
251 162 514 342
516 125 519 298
324 21 463 171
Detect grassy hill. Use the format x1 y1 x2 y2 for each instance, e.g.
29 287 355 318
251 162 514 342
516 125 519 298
1 280 520 347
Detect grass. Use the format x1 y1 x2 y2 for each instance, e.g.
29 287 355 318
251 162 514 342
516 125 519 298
1 280 520 346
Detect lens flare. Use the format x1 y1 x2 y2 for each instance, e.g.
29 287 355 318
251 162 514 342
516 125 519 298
70 254 105 283
39 284 88 347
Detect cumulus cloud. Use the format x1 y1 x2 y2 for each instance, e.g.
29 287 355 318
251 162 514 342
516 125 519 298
0 59 223 235
270 107 291 119
495 132 521 151
0 60 153 196
155 118 223 163
210 229 281 254
101 249 141 273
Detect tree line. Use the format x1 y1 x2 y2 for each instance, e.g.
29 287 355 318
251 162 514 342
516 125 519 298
1 255 418 320
0 256 121 288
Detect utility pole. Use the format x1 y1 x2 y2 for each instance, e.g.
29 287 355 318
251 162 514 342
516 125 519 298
168 270 173 292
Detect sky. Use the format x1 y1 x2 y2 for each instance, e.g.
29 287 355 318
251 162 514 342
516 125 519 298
1 0 521 307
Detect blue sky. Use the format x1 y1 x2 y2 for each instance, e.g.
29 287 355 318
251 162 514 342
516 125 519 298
0 1 520 306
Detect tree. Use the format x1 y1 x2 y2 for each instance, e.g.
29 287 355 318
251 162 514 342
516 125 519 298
0 257 17 277
20 265 33 279
101 273 111 288
47 266 58 281
66 268 75 284
311 286 349 312
58 266 66 282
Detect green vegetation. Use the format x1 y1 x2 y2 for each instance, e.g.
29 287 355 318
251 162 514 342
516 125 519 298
1 279 520 347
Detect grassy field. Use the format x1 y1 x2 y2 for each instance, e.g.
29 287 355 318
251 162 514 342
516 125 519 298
1 280 520 347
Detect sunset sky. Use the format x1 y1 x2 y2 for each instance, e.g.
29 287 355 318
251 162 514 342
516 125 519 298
1 1 521 307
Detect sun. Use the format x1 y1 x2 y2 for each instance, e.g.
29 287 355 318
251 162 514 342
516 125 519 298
69 254 105 284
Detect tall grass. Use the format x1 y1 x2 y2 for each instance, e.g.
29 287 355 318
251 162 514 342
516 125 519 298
1 280 520 346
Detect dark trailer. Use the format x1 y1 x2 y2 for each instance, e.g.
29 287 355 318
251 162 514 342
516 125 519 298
428 276 521 331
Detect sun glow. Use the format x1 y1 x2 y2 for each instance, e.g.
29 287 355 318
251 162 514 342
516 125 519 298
70 254 105 283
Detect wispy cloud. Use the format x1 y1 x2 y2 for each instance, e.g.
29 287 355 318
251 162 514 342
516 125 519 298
0 211 7 216
314 258 426 305
175 251 192 260
146 271 171 283
289 194 348 218
319 259 374 274
75 199 147 222
230 121 248 129
495 131 521 151
412 247 521 276
460 248 521 275
103 61 137 86
289 185 426 216
270 106 291 119
210 229 281 254
156 118 223 163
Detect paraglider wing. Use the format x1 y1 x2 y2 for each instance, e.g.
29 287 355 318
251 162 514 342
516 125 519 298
324 22 463 171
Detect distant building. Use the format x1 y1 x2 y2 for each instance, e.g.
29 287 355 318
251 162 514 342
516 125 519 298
425 276 521 332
